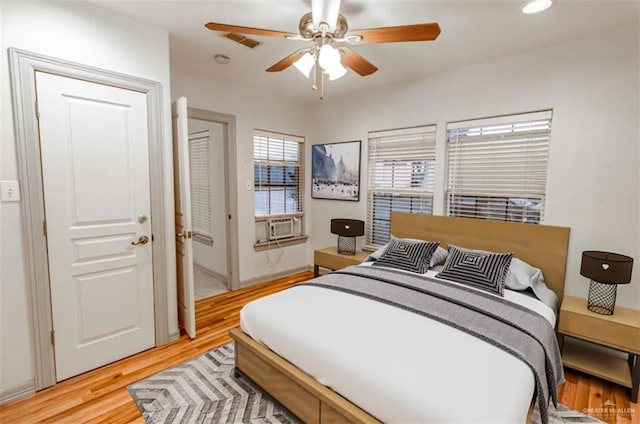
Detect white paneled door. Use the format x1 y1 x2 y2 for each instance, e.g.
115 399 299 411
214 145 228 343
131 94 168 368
35 72 155 381
171 97 196 339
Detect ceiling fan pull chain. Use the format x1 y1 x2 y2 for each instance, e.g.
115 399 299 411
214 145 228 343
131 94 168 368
312 58 324 99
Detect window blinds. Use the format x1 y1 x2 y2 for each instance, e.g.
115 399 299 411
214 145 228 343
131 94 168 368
189 131 213 240
253 130 304 216
366 125 436 248
446 110 552 224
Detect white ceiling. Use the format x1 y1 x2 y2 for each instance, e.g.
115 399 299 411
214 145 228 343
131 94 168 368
98 0 638 100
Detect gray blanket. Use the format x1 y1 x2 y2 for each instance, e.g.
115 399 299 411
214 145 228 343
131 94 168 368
303 266 564 424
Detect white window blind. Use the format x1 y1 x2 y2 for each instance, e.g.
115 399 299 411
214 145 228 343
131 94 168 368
189 130 213 241
366 125 436 248
254 130 304 217
446 110 552 224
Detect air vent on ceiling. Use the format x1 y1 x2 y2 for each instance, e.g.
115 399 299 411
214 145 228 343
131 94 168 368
221 32 262 49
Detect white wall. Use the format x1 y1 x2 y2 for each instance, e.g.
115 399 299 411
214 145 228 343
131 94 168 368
0 2 177 395
171 70 313 283
308 26 640 308
188 119 228 278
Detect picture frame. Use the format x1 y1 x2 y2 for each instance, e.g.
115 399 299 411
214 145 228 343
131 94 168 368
311 140 361 201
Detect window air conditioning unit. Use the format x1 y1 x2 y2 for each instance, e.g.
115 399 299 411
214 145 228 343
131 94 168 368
268 217 294 240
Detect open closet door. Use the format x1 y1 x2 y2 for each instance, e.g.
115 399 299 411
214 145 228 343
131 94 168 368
172 97 196 338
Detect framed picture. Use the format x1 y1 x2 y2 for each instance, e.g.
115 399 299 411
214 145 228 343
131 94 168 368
312 140 361 201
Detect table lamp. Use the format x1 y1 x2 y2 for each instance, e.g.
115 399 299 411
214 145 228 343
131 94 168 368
331 219 364 255
580 250 633 315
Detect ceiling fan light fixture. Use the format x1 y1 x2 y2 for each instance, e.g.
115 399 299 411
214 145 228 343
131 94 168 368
312 0 341 31
522 0 553 14
318 44 340 71
293 52 315 78
327 62 347 81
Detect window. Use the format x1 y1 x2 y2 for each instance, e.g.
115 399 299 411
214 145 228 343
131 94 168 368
189 130 213 243
253 130 304 217
446 110 552 224
366 126 436 247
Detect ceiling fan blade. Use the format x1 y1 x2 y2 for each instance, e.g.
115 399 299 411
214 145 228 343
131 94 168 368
205 22 297 39
349 22 441 44
340 48 378 76
266 49 307 72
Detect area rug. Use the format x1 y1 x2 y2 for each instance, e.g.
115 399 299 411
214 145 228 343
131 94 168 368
128 343 603 424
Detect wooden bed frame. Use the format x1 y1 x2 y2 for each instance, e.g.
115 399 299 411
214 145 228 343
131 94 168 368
231 213 571 423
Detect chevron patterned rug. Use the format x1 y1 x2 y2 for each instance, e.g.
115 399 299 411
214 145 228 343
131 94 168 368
128 343 603 424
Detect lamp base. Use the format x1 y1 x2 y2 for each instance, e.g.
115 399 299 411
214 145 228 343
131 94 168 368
337 235 356 255
587 280 617 315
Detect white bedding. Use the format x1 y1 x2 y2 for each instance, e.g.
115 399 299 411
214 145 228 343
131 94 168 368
240 267 556 423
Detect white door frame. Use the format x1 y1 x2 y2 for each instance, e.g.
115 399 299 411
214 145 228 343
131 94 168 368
187 107 240 290
8 48 170 390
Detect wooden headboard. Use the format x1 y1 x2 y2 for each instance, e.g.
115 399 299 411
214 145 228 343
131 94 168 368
390 212 571 302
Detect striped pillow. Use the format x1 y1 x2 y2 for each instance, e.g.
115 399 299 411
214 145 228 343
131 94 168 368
436 245 514 296
372 239 439 274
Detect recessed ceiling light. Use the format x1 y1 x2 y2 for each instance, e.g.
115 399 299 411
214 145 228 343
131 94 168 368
213 54 231 64
522 0 553 14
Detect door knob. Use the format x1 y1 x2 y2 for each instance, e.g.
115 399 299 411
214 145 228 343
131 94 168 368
131 235 150 246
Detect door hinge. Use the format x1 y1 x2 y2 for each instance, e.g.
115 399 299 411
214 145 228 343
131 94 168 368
50 330 55 346
43 220 47 237
35 101 40 119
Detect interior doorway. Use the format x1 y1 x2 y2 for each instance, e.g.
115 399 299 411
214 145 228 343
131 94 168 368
187 119 229 299
173 100 239 339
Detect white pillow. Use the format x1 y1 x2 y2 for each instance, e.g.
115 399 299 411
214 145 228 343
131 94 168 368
430 245 449 267
504 258 541 291
504 258 559 312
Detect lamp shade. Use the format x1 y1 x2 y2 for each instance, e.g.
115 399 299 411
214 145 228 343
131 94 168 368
331 219 364 237
580 251 633 285
293 52 315 78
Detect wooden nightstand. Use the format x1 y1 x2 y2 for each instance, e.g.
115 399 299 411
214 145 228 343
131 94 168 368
558 295 640 402
313 246 370 277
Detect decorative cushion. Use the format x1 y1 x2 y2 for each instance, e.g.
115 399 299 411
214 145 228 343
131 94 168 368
436 245 513 296
366 236 448 269
372 238 439 274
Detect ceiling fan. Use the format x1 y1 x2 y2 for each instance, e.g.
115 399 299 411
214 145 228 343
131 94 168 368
205 0 441 98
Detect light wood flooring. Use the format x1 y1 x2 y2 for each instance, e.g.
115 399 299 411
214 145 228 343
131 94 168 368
0 270 637 424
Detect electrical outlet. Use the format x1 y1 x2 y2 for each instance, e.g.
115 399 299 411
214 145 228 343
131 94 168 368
1 181 21 202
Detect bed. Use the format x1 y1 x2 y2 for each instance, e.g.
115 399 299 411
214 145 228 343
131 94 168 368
231 213 571 424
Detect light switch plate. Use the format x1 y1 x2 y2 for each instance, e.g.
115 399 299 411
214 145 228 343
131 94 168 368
1 180 21 202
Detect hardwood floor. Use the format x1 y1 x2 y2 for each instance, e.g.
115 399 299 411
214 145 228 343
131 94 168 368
0 272 311 424
558 369 638 424
0 270 637 423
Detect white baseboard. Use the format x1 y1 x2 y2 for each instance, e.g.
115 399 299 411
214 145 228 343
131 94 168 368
168 330 181 343
239 266 312 289
0 379 35 406
193 263 228 284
